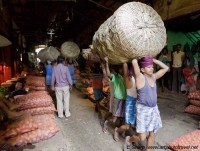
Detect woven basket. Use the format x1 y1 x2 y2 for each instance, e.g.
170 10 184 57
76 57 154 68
37 46 60 62
0 35 12 47
37 48 46 62
92 2 166 64
44 46 60 61
61 41 80 58
82 48 100 62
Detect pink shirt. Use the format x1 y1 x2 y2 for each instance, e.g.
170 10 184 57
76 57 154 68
51 63 72 88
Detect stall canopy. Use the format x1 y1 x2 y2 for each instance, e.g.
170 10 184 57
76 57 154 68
0 35 12 47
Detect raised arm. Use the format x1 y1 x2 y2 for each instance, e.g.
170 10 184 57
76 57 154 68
100 62 106 76
132 59 142 79
123 63 129 78
104 57 112 78
153 59 169 79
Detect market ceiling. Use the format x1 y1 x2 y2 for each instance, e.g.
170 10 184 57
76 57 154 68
2 0 200 49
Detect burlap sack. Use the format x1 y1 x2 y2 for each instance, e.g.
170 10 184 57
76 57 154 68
92 2 166 64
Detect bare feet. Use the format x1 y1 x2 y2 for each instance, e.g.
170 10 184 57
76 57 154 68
102 120 108 133
124 136 131 151
114 127 119 141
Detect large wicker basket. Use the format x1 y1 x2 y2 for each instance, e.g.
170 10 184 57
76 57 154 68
37 46 60 62
82 48 100 62
92 2 166 64
61 41 80 58
37 48 46 62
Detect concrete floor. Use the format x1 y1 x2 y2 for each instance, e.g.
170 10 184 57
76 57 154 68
23 88 199 151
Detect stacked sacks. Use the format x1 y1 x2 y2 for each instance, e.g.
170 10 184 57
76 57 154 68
25 76 46 91
92 2 166 64
185 90 200 115
14 91 56 116
3 114 59 146
168 130 200 151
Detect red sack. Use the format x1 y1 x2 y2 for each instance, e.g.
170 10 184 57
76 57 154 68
25 76 45 87
3 117 38 138
188 90 200 100
7 127 59 146
189 100 200 107
185 105 200 115
168 130 200 151
23 104 56 115
6 114 59 146
16 93 53 110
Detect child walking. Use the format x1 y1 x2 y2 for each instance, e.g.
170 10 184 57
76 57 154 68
125 56 169 151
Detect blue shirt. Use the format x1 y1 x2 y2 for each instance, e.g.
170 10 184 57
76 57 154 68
46 64 52 77
137 76 157 107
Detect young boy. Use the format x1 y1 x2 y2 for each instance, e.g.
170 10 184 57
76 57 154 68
125 56 169 151
91 62 104 119
103 57 126 133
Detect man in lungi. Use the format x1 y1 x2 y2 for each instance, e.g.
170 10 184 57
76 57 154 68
125 56 169 151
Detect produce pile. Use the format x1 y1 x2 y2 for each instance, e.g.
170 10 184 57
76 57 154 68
24 76 46 91
185 90 200 115
74 68 81 81
168 130 200 151
2 114 59 146
0 75 59 148
14 91 56 115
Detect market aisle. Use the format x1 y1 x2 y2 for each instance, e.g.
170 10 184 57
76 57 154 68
21 88 126 151
55 88 125 151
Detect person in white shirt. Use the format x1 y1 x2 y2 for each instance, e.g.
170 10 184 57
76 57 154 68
172 44 185 93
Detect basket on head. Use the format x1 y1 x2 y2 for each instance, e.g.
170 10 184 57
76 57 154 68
61 41 80 58
37 46 60 62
